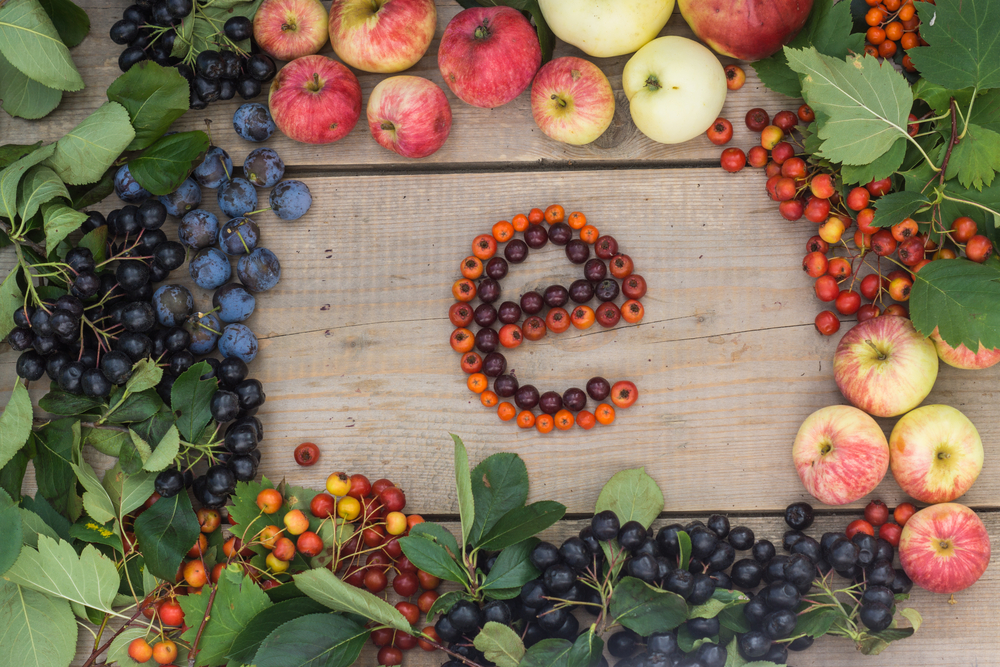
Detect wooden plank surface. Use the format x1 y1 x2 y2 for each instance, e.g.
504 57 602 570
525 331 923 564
0 2 783 169
70 515 1000 667
4 168 999 514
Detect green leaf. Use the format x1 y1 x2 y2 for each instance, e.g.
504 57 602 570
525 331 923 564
37 0 89 48
67 516 121 553
3 534 119 611
133 490 200 581
0 579 76 667
408 522 461 560
82 425 129 457
678 531 691 571
908 0 1000 91
42 102 135 185
177 565 271 666
225 597 328 665
292 568 412 633
32 418 77 516
425 590 467 622
17 165 68 223
520 638 573 667
107 62 191 151
595 467 663 528
0 382 33 472
250 613 369 667
718 603 750 633
129 131 209 196
36 388 102 416
19 508 59 549
841 137 906 185
0 142 43 170
469 452 528 547
786 47 912 166
910 258 1000 349
567 629 603 667
451 434 475 551
0 0 83 91
0 50 61 119
477 501 566 552
171 361 217 441
40 201 85 254
399 535 467 584
609 577 688 635
0 488 24 575
911 79 977 114
107 627 151 667
76 223 108 264
944 123 1000 190
0 447 30 502
753 0 864 98
857 627 914 655
106 388 162 424
68 165 116 210
474 621 526 667
792 606 838 637
482 538 540 593
102 465 155 517
143 425 180 472
20 494 71 544
130 405 175 447
0 269 24 341
126 358 163 394
900 606 922 631
688 591 749 620
0 142 54 223
872 190 932 228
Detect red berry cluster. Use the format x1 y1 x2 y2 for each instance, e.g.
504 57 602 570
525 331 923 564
449 206 644 432
845 499 918 547
713 105 994 336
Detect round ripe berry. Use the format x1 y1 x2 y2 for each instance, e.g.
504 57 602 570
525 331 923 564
894 502 917 526
814 275 840 302
720 147 746 172
586 377 611 401
846 187 871 211
377 646 403 666
594 235 618 259
966 234 994 263
864 499 890 526
610 381 637 408
773 110 798 132
859 602 893 632
294 442 319 466
760 125 783 150
771 141 794 164
784 502 814 530
447 600 482 633
591 510 620 541
835 290 862 315
747 145 769 168
845 519 875 539
745 108 769 131
878 522 902 547
952 216 978 242
779 199 804 221
802 251 829 278
706 118 733 145
724 64 745 90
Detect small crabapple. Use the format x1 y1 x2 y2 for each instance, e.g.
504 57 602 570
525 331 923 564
152 640 178 665
879 522 902 547
780 157 807 179
187 533 207 558
804 197 831 223
775 177 797 201
258 524 281 549
747 145 769 168
806 236 829 254
884 304 908 317
724 64 746 89
273 537 296 561
745 107 769 131
779 199 804 221
266 552 290 573
857 303 881 322
337 496 362 521
310 493 336 518
158 600 184 626
128 638 153 662
183 560 208 588
765 161 782 178
798 104 815 122
897 237 925 266
803 252 829 278
870 229 898 256
770 141 794 164
197 508 220 533
818 217 845 244
826 257 852 280
866 177 892 196
965 235 994 263
846 519 875 539
894 502 917 526
814 275 840 302
706 118 733 145
282 509 310 536
835 290 862 315
888 277 912 301
720 147 746 172
256 489 283 514
814 310 840 335
864 499 890 526
846 187 870 211
809 173 836 199
385 511 408 535
760 125 784 150
860 273 884 300
952 216 978 242
348 474 372 498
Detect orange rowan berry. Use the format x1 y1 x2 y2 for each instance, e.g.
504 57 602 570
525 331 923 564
452 278 476 302
567 211 587 230
450 328 474 353
528 208 545 224
544 204 565 224
480 391 498 407
535 414 554 433
497 402 516 421
595 404 616 425
472 234 497 260
621 300 644 324
554 410 575 430
512 213 529 232
546 307 571 333
492 221 514 242
577 410 596 430
579 225 600 244
516 411 536 428
467 373 488 393
570 306 596 329
460 256 483 280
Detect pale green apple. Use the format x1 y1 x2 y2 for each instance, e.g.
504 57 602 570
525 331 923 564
622 36 727 144
537 0 674 58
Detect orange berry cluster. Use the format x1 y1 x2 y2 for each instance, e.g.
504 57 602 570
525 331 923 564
449 205 644 433
862 0 924 70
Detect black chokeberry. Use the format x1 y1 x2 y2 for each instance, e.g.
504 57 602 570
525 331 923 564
591 510 620 541
728 525 754 550
559 537 590 570
110 19 138 44
784 501 814 530
663 569 694 599
690 526 719 560
861 585 895 610
742 596 769 630
81 368 112 397
530 541 560 571
607 630 638 658
706 514 730 539
686 615 720 639
790 535 822 563
155 469 185 497
763 609 796 640
100 350 133 385
706 542 735 572
234 378 265 411
617 520 646 552
688 573 715 604
655 523 684 557
481 600 511 626
205 464 236 495
519 579 546 609
210 389 240 422
763 581 800 611
247 53 277 82
447 600 482 633
737 631 770 660
228 454 257 481
236 76 262 100
16 351 46 381
730 558 763 589
859 601 892 631
763 555 789 584
543 563 575 595
627 554 658 583
867 559 896 587
224 16 253 40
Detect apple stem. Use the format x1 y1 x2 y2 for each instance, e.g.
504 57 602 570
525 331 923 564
864 339 886 360
473 19 492 41
306 72 323 92
381 121 396 132
551 94 567 109
644 75 662 92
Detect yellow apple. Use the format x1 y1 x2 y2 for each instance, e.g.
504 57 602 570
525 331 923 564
537 0 674 58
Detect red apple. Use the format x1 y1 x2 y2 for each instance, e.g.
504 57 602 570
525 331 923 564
254 0 329 61
269 55 362 144
367 76 452 158
833 316 939 418
328 0 436 73
792 405 889 506
438 6 542 109
531 56 616 146
889 404 983 504
677 0 813 61
930 327 1000 370
899 503 990 595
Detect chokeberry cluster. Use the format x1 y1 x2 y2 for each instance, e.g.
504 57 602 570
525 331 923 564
110 2 277 108
450 206 645 433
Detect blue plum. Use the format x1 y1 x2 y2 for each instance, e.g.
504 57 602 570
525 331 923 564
193 146 233 188
159 178 202 217
189 247 232 290
152 284 194 327
269 180 312 220
233 103 275 142
218 177 258 218
114 164 151 203
213 283 256 323
218 217 260 255
217 323 258 363
237 247 281 292
178 209 220 249
243 147 285 188
184 311 222 355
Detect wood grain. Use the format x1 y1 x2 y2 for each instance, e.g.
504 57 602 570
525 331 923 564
70 514 999 667
4 168 998 514
0 2 791 170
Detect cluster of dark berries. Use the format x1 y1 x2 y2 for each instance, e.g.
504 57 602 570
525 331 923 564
110 2 276 108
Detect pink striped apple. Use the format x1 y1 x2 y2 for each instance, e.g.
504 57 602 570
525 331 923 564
367 76 452 158
792 404 889 506
678 0 813 60
531 57 615 146
254 0 329 61
899 503 990 595
269 55 362 144
889 404 983 504
328 0 436 73
438 6 541 109
833 316 938 418
930 328 1000 370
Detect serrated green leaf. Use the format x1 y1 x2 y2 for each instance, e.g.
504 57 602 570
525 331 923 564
0 579 76 667
469 452 528 547
0 381 32 474
857 627 914 655
32 418 77 516
40 201 85 254
842 137 906 185
20 494 71 544
0 50 61 119
0 447 30 503
42 102 135 186
70 460 115 524
225 597 328 666
292 568 412 633
451 434 475 551
872 190 932 228
171 361 217 442
911 79 976 114
3 534 118 611
900 607 922 631
908 0 1000 91
83 425 130 457
475 622 525 667
17 165 67 222
107 627 150 667
133 490 200 581
567 629 603 667
786 47 912 166
399 535 468 584
482 538 540 592
129 131 209 196
125 358 163 394
143 425 180 472
67 516 121 553
478 501 565 552
250 613 368 667
0 488 23 576
37 0 89 48
595 467 663 528
68 165 116 210
408 522 461 561
0 269 24 341
0 142 54 222
37 388 102 416
107 62 191 151
793 606 838 637
19 508 59 549
944 123 1000 190
520 638 573 667
609 577 688 635
910 258 1000 350
0 0 83 91
103 466 155 517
